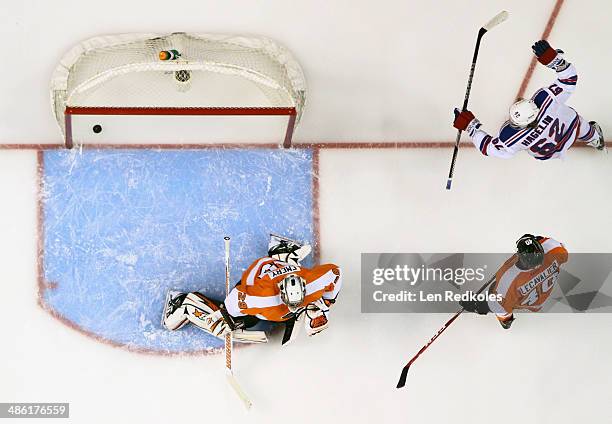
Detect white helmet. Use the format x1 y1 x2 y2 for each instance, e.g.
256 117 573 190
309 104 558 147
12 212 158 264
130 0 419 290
278 274 306 311
509 99 539 128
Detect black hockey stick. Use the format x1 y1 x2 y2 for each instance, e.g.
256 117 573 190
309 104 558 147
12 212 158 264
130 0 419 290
445 11 509 190
282 317 296 345
396 274 496 389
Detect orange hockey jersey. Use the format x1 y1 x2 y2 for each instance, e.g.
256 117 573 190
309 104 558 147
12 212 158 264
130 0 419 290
224 257 342 322
487 237 568 315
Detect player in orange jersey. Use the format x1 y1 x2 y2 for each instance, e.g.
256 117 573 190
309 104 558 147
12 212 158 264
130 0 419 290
460 234 568 329
162 234 342 344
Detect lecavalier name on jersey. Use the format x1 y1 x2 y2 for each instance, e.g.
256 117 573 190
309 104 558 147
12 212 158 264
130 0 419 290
518 261 559 296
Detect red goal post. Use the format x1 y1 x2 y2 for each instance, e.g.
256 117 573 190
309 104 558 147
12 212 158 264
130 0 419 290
52 33 306 149
63 106 298 149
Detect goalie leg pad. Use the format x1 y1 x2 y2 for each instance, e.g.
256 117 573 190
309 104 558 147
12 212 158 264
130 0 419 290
162 291 230 338
232 329 268 344
163 291 268 342
181 293 232 338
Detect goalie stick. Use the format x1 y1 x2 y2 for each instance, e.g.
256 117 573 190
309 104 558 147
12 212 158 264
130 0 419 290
281 315 298 345
223 236 252 409
445 10 509 190
396 274 496 389
281 308 306 346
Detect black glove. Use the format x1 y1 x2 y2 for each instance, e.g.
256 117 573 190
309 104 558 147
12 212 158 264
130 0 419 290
219 304 243 330
532 40 553 58
532 40 567 70
460 297 490 315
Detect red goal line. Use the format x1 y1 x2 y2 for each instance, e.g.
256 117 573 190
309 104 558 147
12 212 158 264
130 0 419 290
63 106 298 150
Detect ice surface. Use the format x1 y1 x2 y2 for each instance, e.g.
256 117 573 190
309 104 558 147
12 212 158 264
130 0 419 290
41 149 314 353
3 0 612 422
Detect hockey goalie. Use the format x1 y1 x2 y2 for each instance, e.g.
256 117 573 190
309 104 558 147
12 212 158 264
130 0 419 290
453 40 605 160
161 235 342 344
460 234 568 329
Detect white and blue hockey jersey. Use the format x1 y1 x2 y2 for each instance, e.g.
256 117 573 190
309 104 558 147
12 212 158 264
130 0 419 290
469 64 582 160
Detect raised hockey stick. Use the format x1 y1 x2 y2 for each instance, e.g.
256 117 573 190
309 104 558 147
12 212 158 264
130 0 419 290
396 274 496 389
445 10 509 190
223 236 253 409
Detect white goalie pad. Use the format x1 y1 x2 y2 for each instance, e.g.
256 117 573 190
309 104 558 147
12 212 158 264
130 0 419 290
268 233 312 266
232 329 268 344
162 291 268 343
186 293 232 337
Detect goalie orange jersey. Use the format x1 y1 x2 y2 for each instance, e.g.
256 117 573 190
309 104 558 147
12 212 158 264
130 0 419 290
488 237 568 315
224 257 342 321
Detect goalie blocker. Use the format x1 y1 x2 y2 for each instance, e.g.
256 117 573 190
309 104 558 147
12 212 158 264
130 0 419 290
162 234 342 345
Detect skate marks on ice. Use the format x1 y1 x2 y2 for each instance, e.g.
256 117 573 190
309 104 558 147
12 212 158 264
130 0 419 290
38 149 315 354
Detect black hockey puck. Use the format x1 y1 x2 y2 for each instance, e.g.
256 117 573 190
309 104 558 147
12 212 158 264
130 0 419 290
93 124 102 134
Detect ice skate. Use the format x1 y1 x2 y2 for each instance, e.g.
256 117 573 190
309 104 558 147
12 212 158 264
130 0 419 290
587 121 606 151
161 290 187 330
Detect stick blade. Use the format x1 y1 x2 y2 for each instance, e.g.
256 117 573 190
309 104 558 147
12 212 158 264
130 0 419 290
483 10 509 31
445 178 452 190
226 373 253 410
396 365 410 389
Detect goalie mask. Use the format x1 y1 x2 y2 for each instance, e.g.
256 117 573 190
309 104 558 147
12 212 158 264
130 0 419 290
516 234 545 270
509 99 539 128
279 274 306 311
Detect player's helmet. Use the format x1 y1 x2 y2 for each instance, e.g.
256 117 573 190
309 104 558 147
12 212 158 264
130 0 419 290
278 274 306 311
509 99 539 128
516 234 545 269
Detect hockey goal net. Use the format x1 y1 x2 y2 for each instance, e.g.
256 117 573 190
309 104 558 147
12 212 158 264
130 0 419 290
51 32 306 148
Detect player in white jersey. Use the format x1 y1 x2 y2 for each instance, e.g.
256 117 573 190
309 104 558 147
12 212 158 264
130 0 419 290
453 40 604 160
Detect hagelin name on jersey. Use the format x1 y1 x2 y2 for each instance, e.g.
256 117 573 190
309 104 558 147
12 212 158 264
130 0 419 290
518 261 559 296
522 115 554 146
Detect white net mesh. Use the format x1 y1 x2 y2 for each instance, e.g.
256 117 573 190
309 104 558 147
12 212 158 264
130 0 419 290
51 32 306 137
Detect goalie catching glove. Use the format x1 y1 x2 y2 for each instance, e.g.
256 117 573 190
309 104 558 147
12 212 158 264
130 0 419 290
304 299 331 337
278 277 332 338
